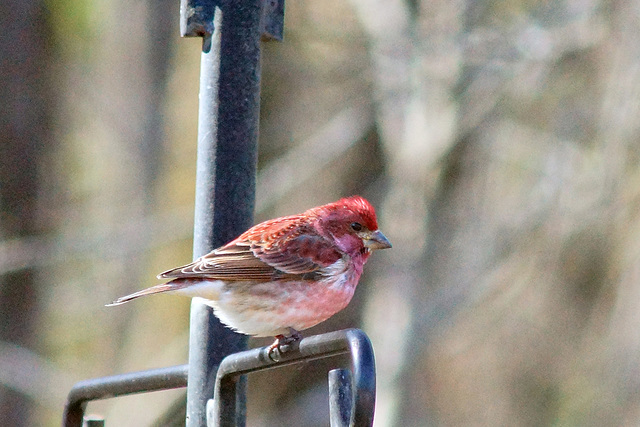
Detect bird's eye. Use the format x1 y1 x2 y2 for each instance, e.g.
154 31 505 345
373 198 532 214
350 222 363 232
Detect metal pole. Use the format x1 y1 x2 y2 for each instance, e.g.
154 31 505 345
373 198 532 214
182 1 262 426
179 1 284 424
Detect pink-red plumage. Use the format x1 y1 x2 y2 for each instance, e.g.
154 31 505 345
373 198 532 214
107 196 391 339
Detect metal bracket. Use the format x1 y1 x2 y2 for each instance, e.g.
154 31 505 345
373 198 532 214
62 365 189 427
211 328 376 427
61 329 375 427
180 0 285 41
260 0 285 41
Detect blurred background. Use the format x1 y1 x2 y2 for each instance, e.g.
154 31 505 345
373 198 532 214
2 0 640 426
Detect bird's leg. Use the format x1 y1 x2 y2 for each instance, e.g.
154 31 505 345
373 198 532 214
282 327 302 349
267 328 302 360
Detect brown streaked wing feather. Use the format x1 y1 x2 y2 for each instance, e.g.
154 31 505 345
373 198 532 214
157 243 280 282
157 215 342 282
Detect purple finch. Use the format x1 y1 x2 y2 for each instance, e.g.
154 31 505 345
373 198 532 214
108 196 391 346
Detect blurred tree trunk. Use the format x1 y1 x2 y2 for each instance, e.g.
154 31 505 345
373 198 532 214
0 0 52 425
103 2 183 423
351 0 621 426
44 0 181 424
349 0 462 425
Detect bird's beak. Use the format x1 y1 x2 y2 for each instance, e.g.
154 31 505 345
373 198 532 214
363 230 392 250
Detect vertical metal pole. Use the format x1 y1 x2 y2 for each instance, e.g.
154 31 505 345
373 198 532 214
183 1 262 426
180 1 284 425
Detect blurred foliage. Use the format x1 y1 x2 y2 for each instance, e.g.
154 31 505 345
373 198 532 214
3 0 640 426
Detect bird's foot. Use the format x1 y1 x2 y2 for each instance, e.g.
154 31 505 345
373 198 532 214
267 328 302 361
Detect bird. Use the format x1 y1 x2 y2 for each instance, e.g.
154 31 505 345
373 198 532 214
107 196 391 351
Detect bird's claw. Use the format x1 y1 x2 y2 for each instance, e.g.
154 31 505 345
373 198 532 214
268 328 302 361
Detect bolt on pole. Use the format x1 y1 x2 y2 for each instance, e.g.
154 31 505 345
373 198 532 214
179 1 284 426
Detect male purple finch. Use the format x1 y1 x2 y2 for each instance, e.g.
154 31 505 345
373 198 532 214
108 196 391 348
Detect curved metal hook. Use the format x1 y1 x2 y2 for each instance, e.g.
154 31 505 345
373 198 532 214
212 328 376 427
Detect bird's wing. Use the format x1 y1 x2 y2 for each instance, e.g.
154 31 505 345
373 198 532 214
158 216 342 282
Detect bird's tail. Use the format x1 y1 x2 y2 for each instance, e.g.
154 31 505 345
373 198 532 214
106 281 184 306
